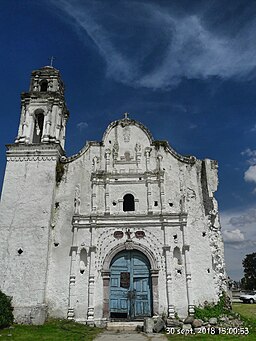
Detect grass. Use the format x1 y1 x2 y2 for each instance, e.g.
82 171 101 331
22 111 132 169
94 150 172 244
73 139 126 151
165 303 256 340
0 319 102 341
1 304 256 340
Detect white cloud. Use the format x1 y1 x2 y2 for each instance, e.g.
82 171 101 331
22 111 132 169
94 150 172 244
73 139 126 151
77 121 88 130
244 165 256 183
220 208 256 279
229 208 256 227
241 148 256 164
223 229 245 243
242 149 256 192
51 0 256 89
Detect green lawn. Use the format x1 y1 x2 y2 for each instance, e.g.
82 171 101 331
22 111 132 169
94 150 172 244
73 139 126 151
166 303 256 340
0 319 102 341
1 304 256 340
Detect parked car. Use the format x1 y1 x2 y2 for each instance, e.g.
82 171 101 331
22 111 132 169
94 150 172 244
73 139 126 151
239 291 256 304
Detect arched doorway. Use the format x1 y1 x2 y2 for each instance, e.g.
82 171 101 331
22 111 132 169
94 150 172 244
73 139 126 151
109 250 152 319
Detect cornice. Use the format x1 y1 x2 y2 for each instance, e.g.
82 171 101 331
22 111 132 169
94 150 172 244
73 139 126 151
5 143 64 161
72 212 188 228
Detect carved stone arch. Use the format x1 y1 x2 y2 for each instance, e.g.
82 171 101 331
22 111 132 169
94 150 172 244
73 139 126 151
102 241 158 272
101 241 159 318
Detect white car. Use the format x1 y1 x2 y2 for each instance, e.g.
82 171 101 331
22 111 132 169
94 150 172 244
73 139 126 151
239 291 256 304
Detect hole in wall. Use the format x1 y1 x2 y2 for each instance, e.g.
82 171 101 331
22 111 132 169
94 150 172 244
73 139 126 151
54 242 59 247
154 201 158 206
109 140 111 144
202 232 206 237
207 268 210 273
177 269 182 275
18 248 23 255
55 202 60 208
80 269 85 274
169 202 173 207
139 177 142 180
113 201 117 206
173 234 177 240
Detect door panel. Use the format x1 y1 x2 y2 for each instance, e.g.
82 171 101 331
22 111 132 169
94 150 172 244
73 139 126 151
110 250 151 319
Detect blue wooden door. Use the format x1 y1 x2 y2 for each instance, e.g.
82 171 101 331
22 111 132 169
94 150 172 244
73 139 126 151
110 250 151 319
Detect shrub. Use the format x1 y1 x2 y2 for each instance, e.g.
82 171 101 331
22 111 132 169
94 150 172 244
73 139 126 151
194 292 231 320
0 291 14 329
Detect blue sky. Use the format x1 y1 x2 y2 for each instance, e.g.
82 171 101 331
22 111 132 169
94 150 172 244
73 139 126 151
0 0 256 281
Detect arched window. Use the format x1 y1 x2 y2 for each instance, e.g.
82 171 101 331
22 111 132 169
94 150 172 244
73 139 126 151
123 194 135 212
40 80 48 92
33 111 44 143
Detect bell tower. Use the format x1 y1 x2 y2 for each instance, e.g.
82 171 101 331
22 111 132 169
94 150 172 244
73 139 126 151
0 65 69 324
15 66 69 149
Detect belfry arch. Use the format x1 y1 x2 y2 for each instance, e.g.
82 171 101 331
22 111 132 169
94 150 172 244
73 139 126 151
101 242 159 318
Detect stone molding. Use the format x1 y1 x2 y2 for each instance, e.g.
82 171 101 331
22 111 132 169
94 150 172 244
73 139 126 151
72 213 188 229
5 143 64 161
102 240 159 272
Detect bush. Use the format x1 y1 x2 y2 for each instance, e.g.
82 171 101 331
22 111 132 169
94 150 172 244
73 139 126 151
0 291 14 329
194 292 231 320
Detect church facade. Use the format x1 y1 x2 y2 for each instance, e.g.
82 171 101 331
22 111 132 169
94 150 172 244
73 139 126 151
0 66 227 325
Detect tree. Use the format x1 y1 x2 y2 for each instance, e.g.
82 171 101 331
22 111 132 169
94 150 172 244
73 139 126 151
241 252 256 290
0 291 14 329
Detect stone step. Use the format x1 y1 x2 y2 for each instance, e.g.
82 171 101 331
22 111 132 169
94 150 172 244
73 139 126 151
107 321 143 331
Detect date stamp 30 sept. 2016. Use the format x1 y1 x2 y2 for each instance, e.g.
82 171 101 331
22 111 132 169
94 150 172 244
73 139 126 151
166 326 250 335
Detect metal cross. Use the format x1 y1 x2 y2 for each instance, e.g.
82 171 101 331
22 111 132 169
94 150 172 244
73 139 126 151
48 56 56 67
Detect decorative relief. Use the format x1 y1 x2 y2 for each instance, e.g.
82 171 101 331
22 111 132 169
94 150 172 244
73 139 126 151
123 126 131 142
95 227 164 271
74 185 81 214
114 231 124 239
7 156 57 162
113 142 119 160
135 231 145 239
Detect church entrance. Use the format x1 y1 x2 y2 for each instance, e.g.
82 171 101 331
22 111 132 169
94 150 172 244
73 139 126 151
109 250 152 320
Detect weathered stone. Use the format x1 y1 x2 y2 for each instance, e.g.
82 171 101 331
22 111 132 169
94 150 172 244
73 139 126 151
184 316 194 324
192 319 203 328
209 317 218 325
182 323 192 330
144 318 154 333
153 317 165 333
166 319 183 327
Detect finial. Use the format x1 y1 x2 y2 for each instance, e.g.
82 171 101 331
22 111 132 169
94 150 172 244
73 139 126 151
48 56 56 67
124 112 129 119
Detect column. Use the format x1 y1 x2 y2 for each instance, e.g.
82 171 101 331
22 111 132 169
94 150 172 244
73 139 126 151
163 226 175 318
67 226 78 319
146 179 152 212
105 180 110 213
87 227 96 323
182 224 194 315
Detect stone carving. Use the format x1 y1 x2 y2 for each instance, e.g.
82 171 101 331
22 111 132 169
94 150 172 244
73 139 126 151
92 156 99 172
74 185 81 214
135 143 141 153
113 142 119 160
123 126 131 142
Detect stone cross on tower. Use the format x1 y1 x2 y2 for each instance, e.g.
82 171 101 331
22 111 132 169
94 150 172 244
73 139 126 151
49 56 56 67
124 112 129 119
